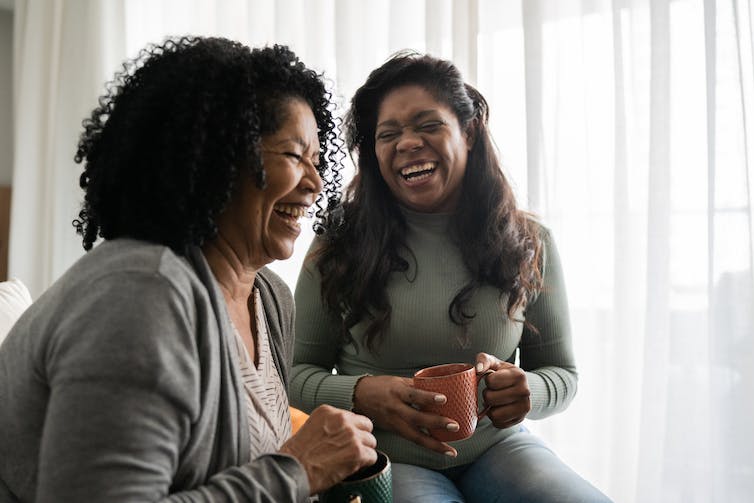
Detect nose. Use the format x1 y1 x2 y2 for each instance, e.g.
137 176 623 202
396 129 424 153
300 161 323 195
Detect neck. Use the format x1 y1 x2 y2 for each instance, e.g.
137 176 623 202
202 235 258 303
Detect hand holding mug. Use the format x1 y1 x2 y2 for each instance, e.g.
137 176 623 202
475 352 531 429
320 450 392 503
279 405 377 495
412 363 494 442
352 375 460 457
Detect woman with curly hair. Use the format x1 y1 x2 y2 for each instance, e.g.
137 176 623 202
290 52 611 502
0 37 377 502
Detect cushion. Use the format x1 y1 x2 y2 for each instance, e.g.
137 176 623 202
0 278 33 344
290 407 309 435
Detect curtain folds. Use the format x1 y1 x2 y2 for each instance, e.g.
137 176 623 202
10 1 753 501
10 0 125 297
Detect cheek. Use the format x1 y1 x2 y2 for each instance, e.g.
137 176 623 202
447 135 468 165
457 148 469 170
266 167 299 196
374 148 392 177
375 140 393 161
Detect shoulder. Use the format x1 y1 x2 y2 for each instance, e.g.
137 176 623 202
524 215 549 239
6 241 207 391
524 217 556 253
527 220 565 284
68 238 202 313
26 240 205 336
65 238 196 285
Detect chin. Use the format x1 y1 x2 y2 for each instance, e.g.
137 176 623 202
271 245 296 262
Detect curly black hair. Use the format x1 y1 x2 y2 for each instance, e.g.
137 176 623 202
315 51 543 351
73 36 343 252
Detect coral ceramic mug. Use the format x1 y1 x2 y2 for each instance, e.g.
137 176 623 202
413 363 492 442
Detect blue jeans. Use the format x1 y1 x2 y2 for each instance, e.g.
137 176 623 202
391 427 612 502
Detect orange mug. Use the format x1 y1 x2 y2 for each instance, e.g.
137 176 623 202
413 363 492 442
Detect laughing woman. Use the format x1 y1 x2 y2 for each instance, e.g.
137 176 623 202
290 52 612 502
0 37 376 502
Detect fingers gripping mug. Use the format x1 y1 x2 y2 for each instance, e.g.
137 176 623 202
413 363 492 442
320 450 392 503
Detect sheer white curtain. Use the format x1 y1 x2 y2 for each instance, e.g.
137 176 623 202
10 0 125 298
10 0 753 501
476 2 753 502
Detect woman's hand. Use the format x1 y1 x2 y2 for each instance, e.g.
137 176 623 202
475 352 531 429
352 375 459 457
279 405 377 495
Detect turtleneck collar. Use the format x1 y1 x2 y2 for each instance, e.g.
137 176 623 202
399 205 454 232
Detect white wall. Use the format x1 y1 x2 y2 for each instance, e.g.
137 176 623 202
0 9 12 186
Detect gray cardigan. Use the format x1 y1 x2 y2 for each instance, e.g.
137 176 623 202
0 239 309 502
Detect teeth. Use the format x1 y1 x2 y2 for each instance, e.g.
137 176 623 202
274 204 308 218
401 162 436 177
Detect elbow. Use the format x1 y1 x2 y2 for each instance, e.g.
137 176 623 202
525 367 578 420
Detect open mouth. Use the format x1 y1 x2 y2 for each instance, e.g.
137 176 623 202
401 161 437 181
273 203 308 226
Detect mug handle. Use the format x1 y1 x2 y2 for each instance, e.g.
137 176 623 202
476 369 494 418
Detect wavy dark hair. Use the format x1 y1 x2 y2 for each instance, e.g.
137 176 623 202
74 36 343 252
314 51 543 352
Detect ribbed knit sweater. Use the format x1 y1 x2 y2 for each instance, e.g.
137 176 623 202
290 209 577 469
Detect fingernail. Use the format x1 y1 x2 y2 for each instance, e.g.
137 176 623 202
445 450 457 457
446 423 460 432
434 394 447 404
476 363 484 372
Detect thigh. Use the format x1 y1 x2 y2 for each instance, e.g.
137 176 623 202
456 428 612 503
392 463 466 503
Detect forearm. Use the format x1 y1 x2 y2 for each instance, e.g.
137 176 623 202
37 453 309 503
292 250 365 413
289 363 367 412
163 455 309 502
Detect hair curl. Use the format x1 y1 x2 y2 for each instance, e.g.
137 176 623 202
315 51 543 352
74 36 343 253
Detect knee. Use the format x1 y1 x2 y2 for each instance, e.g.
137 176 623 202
500 470 612 503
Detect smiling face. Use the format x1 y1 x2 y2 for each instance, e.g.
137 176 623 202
374 85 471 213
217 98 322 267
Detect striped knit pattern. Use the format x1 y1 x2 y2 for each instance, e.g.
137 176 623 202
230 287 291 458
291 208 578 469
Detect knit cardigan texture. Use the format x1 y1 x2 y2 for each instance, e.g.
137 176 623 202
0 239 308 502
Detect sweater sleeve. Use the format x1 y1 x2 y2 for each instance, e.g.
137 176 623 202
289 241 367 414
519 227 579 419
35 271 309 503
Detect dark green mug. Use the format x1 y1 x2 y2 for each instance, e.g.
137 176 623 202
320 450 392 503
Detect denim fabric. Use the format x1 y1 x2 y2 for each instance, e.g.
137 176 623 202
392 427 612 503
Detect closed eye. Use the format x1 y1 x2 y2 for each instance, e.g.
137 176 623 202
376 130 400 142
285 151 321 170
416 120 445 132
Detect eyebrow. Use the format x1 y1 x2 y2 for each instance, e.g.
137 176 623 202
376 110 441 129
268 136 321 162
270 136 308 149
269 136 321 158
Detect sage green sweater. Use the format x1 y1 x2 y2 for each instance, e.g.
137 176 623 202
290 209 577 469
